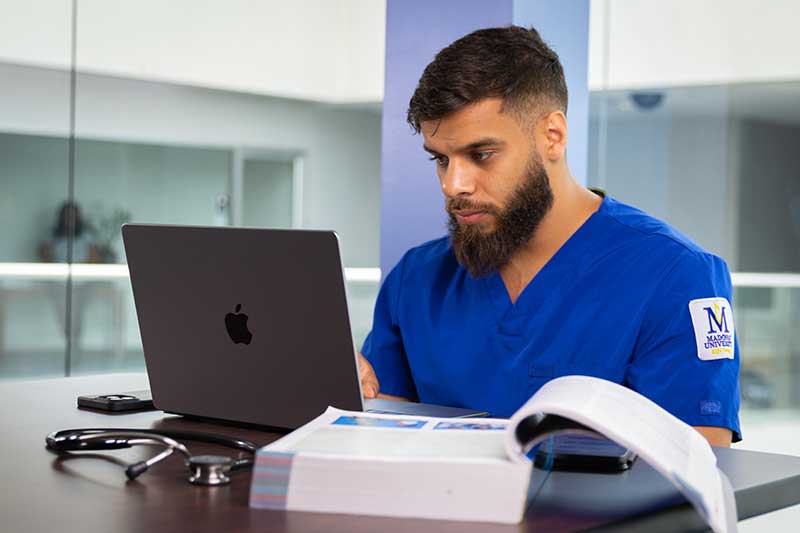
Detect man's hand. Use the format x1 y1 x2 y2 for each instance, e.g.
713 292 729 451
357 352 409 401
357 352 380 399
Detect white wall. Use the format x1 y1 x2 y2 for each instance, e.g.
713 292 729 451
0 0 72 67
0 0 386 103
5 1 797 101
589 0 800 90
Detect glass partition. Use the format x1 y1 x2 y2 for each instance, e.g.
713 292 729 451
0 78 72 378
734 282 800 411
0 1 383 380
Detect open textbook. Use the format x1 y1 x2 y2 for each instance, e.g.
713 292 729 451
249 376 737 531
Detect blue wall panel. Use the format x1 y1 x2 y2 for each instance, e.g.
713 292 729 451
513 0 590 186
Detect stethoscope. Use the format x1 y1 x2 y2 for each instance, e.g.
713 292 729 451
46 428 258 486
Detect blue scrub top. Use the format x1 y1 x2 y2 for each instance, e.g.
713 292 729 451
362 194 742 441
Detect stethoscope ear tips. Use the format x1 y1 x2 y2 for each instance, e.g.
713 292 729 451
125 461 149 480
188 455 234 486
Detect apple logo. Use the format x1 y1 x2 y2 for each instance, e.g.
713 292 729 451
225 304 253 345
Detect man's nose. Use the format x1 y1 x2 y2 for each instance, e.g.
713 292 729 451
441 160 476 198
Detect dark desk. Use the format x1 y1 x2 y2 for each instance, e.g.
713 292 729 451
2 373 800 532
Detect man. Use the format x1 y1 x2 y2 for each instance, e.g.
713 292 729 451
358 26 740 447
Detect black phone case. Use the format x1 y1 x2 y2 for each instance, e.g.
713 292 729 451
534 447 637 473
77 390 155 412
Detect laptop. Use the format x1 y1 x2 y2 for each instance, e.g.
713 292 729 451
122 224 486 430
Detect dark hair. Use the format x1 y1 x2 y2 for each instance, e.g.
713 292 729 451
407 26 567 132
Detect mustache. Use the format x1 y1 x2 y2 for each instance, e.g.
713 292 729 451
445 197 499 216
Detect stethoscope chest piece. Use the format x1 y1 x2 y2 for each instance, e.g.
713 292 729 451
188 455 234 486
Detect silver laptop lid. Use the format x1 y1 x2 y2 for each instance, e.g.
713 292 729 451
122 224 363 429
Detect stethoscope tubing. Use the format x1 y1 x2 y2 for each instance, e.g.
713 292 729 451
46 427 258 472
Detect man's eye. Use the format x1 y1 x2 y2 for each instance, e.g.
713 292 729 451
428 155 448 167
473 151 493 162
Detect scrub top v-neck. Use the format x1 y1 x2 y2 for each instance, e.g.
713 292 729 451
361 194 741 441
482 202 606 329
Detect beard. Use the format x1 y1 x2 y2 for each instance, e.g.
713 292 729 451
447 153 554 278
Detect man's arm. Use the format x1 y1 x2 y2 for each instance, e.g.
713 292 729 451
359 250 419 401
693 426 732 448
358 352 410 401
627 251 742 444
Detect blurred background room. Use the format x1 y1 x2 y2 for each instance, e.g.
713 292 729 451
0 1 798 527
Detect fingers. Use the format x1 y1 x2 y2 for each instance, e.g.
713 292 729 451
357 352 379 399
376 393 410 402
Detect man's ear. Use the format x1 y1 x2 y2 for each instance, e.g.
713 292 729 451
541 110 568 162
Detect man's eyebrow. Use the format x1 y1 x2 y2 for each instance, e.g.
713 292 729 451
423 138 505 155
458 138 505 152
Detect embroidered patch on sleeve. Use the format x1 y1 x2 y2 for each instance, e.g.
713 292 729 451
700 400 722 415
688 297 735 361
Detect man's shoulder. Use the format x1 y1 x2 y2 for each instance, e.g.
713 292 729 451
400 236 455 272
600 197 731 290
383 236 461 289
602 196 716 260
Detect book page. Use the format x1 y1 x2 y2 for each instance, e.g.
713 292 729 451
264 407 511 462
504 375 737 533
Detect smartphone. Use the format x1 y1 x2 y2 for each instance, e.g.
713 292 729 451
534 433 637 473
77 390 155 412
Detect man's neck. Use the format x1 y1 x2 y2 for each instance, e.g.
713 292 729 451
499 181 602 303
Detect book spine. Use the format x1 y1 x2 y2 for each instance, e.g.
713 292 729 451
249 451 296 510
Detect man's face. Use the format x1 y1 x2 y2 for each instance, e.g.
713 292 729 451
420 98 554 277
